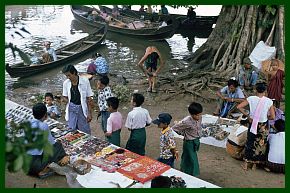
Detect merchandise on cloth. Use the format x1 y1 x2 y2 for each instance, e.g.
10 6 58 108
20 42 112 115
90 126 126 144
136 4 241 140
88 148 140 173
117 156 171 184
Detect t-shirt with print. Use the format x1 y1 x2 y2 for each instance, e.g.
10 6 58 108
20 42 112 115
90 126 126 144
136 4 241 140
97 86 113 111
160 127 176 159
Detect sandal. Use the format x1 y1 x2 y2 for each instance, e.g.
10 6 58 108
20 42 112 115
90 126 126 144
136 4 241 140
38 168 55 179
264 167 270 172
151 88 157 93
58 155 70 166
147 87 152 92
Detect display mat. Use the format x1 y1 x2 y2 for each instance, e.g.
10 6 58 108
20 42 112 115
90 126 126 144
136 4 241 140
89 149 141 173
117 156 171 184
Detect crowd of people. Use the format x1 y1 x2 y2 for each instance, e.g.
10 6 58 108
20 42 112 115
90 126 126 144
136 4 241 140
25 46 285 180
23 6 285 180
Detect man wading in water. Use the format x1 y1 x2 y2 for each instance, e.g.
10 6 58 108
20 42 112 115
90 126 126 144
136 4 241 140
137 46 164 93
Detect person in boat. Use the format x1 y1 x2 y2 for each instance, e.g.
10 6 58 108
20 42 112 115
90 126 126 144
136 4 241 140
87 10 97 21
42 41 57 63
139 5 145 12
137 46 164 93
213 78 245 118
183 6 196 24
112 5 120 18
160 5 169 15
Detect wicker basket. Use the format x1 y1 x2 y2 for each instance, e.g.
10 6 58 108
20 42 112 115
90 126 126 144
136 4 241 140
73 159 91 175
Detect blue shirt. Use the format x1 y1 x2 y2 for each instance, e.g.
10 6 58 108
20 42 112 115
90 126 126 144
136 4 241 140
27 119 55 156
95 57 109 74
46 104 61 118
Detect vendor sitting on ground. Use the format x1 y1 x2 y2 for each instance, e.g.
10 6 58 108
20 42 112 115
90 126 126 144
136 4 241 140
27 103 69 179
238 57 258 90
226 115 249 160
265 119 285 173
213 78 245 118
268 100 285 133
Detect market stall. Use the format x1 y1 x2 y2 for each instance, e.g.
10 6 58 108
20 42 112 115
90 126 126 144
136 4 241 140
5 99 219 188
173 114 238 148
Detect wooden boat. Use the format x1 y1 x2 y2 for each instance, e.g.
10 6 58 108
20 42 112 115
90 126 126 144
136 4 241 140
99 5 218 30
6 25 107 78
71 5 177 41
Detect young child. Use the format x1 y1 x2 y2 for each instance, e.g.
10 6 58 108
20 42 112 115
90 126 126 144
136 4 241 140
44 92 61 119
27 103 69 178
105 97 122 146
152 113 178 168
95 75 113 133
266 59 284 108
151 175 172 188
125 93 152 155
171 102 203 176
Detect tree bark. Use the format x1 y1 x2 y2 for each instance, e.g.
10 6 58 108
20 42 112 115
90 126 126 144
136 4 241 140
187 5 284 78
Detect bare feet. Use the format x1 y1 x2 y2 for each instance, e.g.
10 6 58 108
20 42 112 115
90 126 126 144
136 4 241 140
241 162 248 171
58 155 70 166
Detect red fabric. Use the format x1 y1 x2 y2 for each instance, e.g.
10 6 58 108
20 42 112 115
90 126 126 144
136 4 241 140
117 156 170 184
267 69 284 101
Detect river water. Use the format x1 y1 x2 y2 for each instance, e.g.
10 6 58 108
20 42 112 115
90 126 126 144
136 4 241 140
5 5 221 100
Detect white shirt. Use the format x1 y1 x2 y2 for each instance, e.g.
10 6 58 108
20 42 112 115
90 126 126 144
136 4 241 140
125 107 152 129
268 132 285 164
247 96 273 122
44 47 57 61
62 76 93 121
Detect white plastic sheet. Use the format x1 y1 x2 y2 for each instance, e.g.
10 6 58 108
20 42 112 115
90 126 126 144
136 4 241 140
249 41 276 70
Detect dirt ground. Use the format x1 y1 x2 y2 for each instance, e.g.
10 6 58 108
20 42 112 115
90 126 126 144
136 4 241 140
5 77 285 188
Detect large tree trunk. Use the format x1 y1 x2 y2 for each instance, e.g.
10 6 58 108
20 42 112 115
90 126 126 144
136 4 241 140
187 5 285 78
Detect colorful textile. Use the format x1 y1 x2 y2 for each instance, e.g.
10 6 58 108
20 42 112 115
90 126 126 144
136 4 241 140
117 156 170 184
244 121 269 164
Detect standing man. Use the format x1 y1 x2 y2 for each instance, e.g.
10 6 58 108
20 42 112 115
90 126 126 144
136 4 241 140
238 57 259 90
137 46 164 93
62 65 93 134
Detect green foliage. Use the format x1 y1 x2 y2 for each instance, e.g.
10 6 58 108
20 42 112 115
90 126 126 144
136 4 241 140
112 85 130 102
5 121 53 173
266 5 277 15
